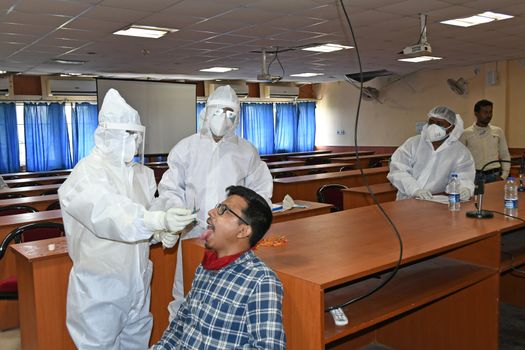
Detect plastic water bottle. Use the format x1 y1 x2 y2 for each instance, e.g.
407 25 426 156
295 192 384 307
504 177 518 216
448 173 460 211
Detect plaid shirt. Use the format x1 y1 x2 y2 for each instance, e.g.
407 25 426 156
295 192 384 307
152 250 286 350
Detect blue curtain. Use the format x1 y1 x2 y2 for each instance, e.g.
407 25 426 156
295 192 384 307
297 102 316 152
24 103 72 171
196 102 205 131
71 103 98 165
0 103 19 173
241 103 274 155
274 103 298 153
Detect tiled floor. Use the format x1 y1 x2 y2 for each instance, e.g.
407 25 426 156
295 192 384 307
0 328 20 350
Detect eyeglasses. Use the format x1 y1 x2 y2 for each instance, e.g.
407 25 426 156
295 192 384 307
215 203 249 225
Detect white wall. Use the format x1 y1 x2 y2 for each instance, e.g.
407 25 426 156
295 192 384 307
315 59 525 148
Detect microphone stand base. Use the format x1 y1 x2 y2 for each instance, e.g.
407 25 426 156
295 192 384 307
466 210 494 219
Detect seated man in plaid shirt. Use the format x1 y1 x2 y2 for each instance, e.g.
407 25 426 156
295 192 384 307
152 185 286 349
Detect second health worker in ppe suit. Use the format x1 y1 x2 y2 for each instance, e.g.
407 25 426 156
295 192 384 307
388 105 475 201
152 85 273 319
59 89 195 350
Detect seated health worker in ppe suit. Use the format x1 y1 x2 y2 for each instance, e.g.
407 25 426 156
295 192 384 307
152 85 273 320
387 105 475 201
59 88 196 350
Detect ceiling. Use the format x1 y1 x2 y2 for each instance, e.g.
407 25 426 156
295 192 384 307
0 0 524 83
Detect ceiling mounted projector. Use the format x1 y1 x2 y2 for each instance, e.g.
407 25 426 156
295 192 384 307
400 14 432 56
256 49 282 83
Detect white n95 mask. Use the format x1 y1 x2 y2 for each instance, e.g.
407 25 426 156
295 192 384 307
426 124 449 142
209 109 235 137
122 133 138 162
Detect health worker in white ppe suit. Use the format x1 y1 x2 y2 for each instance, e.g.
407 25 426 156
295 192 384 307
59 88 196 350
387 105 475 201
152 85 273 319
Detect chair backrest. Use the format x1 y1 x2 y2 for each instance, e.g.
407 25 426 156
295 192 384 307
339 165 354 172
273 171 297 179
0 193 25 200
316 184 349 212
13 182 41 187
305 157 331 165
0 222 65 260
307 169 327 175
0 205 38 216
41 189 58 195
46 200 61 211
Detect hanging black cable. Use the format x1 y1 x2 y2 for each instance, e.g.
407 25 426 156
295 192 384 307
325 0 404 312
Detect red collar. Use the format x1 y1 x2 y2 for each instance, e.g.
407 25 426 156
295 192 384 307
202 250 244 270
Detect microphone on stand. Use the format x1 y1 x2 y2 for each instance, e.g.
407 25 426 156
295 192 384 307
518 153 525 192
466 160 504 219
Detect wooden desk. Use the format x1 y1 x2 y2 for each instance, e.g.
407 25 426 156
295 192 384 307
0 184 61 197
288 150 374 161
272 166 389 202
4 175 68 187
9 202 323 349
272 200 332 223
342 183 397 209
266 160 305 169
261 150 331 162
1 169 72 180
270 163 350 177
0 194 59 211
183 198 509 349
0 210 62 330
472 181 525 308
336 153 393 168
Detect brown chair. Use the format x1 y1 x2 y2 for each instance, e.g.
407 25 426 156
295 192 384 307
0 205 38 216
0 193 25 200
273 171 297 179
316 184 349 212
305 157 331 165
0 222 65 300
41 189 58 195
46 200 61 211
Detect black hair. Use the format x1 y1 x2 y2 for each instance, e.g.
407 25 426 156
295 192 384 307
225 185 272 247
474 99 493 113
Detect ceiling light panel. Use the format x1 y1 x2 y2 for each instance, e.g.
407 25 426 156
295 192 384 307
441 11 513 27
397 56 442 63
113 25 178 38
199 67 238 73
302 43 353 53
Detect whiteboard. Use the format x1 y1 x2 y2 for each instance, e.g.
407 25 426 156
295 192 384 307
96 79 196 154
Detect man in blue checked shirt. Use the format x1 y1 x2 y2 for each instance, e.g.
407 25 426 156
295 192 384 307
152 185 286 349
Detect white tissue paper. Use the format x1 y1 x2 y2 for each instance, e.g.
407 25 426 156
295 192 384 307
282 194 295 211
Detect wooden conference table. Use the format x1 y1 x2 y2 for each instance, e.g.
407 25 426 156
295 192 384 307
265 160 305 169
270 162 351 177
4 175 68 187
9 200 331 348
0 194 60 211
272 166 389 202
1 169 72 180
0 210 62 330
342 183 397 210
287 150 375 161
183 182 525 349
0 184 61 197
261 150 331 162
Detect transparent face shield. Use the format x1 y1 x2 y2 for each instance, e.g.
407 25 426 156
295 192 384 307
99 122 145 164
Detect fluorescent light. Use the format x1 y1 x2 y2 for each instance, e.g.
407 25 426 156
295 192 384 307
441 11 513 27
302 43 353 53
0 70 6 74
199 67 239 73
398 56 442 63
113 25 178 39
290 72 324 77
52 59 86 65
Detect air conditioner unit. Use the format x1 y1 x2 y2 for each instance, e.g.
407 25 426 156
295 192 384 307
0 77 9 96
48 78 97 96
269 85 299 98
